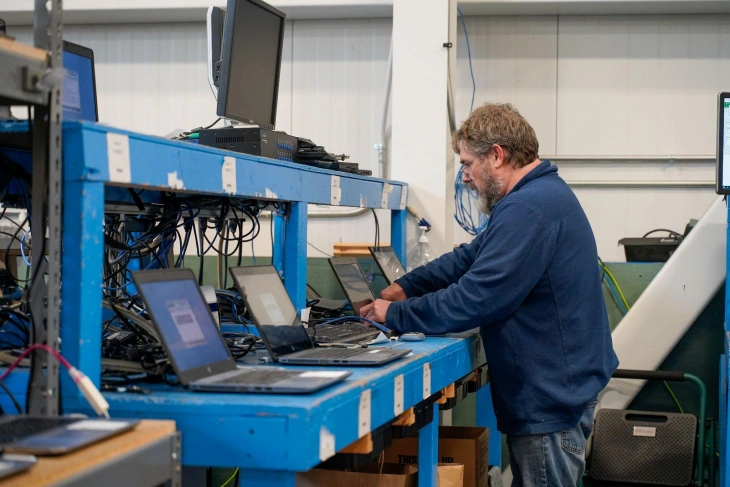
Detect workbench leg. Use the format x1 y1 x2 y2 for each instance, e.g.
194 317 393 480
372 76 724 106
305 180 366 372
418 405 438 487
273 214 284 277
61 180 105 396
238 469 297 487
476 384 502 467
391 209 407 269
282 202 308 312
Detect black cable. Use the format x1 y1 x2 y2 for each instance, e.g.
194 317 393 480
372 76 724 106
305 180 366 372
306 283 321 298
269 211 275 259
0 379 22 414
198 218 206 286
199 118 221 131
371 209 380 247
642 229 682 238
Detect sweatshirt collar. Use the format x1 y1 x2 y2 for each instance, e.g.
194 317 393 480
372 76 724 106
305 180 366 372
507 159 556 195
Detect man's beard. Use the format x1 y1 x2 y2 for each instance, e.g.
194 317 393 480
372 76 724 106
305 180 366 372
468 165 504 215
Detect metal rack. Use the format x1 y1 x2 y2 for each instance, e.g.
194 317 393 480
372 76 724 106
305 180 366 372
0 0 63 416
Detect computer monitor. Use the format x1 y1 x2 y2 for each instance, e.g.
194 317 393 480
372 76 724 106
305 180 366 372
62 41 98 122
206 6 226 99
716 92 730 194
216 0 286 130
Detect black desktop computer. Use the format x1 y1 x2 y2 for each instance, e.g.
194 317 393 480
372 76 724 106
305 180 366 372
198 127 298 162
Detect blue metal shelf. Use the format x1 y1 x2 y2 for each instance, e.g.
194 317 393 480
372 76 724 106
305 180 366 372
48 121 499 486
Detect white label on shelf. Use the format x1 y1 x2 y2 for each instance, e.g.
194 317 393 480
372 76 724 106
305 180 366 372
381 183 393 208
399 186 408 210
394 374 404 416
67 420 129 431
301 307 311 324
633 426 656 437
331 175 341 205
167 171 184 190
423 363 431 399
359 389 372 438
222 156 236 194
106 133 131 183
319 426 336 462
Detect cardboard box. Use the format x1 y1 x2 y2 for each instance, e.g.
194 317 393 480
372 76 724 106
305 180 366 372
299 463 417 487
382 426 489 487
298 463 464 487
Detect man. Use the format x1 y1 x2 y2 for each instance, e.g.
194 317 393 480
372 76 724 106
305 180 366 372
360 103 618 486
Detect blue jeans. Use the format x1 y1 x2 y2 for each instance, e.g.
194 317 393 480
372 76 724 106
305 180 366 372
507 402 598 487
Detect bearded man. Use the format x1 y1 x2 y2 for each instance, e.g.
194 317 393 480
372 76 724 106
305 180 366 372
360 103 618 487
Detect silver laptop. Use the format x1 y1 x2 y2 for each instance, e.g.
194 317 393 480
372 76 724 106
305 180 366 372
132 268 351 393
0 454 36 478
229 266 411 366
0 416 137 456
368 246 406 285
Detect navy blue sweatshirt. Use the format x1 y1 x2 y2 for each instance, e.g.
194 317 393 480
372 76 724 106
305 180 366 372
386 160 618 436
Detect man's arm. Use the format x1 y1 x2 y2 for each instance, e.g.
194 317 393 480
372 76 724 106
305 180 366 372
385 201 556 334
395 234 483 298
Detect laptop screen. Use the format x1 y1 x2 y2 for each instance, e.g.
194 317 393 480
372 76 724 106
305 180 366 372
332 261 375 315
136 278 230 373
370 246 406 284
62 41 98 122
229 266 313 356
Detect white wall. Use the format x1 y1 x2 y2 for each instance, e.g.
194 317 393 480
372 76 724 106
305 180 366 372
453 14 725 259
8 20 392 258
9 14 729 261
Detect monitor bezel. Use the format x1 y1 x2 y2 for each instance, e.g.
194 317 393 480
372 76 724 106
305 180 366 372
215 0 286 130
716 92 730 195
62 40 99 123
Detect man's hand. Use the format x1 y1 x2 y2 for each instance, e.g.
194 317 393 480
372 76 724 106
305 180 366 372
359 299 392 323
381 282 407 302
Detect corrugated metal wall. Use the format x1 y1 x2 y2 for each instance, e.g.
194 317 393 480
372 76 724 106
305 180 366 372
10 14 730 260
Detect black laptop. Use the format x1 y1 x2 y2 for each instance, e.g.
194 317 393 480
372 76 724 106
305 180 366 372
132 268 351 393
229 266 411 366
328 257 381 316
368 246 407 285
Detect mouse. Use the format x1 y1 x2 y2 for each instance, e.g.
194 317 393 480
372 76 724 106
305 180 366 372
400 332 425 342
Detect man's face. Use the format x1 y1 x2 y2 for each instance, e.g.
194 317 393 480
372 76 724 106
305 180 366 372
459 141 505 214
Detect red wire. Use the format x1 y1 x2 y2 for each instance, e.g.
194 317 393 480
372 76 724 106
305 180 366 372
0 344 74 383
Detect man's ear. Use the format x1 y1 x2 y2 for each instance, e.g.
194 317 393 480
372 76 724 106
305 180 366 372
491 144 508 169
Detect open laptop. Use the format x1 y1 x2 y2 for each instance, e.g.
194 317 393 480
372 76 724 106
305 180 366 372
328 257 380 316
0 416 137 456
369 246 406 285
132 268 351 393
62 40 99 122
229 266 411 366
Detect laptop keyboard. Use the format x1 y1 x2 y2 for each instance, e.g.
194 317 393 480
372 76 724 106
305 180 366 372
0 417 81 444
307 322 380 343
299 348 371 359
217 370 302 386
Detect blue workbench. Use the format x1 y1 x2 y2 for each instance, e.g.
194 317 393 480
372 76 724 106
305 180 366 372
43 121 499 486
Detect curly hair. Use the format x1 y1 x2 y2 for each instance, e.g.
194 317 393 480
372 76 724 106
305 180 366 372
452 103 539 168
